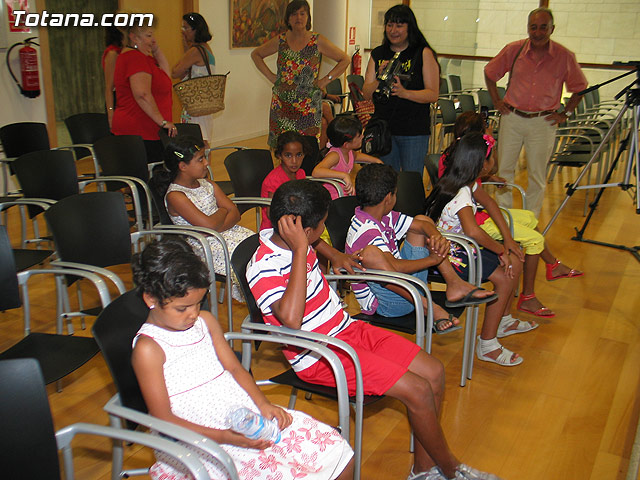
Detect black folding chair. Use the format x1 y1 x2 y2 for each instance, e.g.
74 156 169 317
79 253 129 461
64 112 111 175
0 358 215 479
0 226 107 388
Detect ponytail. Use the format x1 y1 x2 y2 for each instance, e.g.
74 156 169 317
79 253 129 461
441 112 486 177
424 132 487 222
149 135 204 200
149 166 175 201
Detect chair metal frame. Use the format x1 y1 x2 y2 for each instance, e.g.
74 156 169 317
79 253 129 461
103 398 240 480
57 422 214 480
148 167 256 323
325 78 348 114
51 226 220 328
0 229 113 390
0 122 103 195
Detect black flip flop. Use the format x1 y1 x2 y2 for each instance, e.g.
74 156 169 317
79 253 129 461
433 314 463 335
445 287 498 308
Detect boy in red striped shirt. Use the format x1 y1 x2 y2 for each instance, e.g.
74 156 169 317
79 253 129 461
246 179 500 480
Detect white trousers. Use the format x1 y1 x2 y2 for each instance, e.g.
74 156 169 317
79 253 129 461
496 113 557 217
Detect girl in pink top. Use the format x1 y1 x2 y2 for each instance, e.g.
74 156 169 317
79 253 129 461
312 115 382 199
260 131 307 230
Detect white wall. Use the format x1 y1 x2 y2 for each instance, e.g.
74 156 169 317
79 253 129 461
0 0 47 133
314 0 345 79
468 0 533 90
347 0 373 68
546 0 640 99
200 2 273 146
0 1 47 191
0 48 48 129
413 0 479 57
413 0 482 89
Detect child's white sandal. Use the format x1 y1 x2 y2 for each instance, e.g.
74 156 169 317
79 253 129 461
496 314 538 338
476 336 523 366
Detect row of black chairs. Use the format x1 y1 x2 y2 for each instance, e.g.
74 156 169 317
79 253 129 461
0 193 480 480
1 183 470 480
1 114 486 478
0 116 337 338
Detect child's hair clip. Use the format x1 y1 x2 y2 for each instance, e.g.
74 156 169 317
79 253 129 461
187 144 201 155
174 151 184 159
482 134 496 158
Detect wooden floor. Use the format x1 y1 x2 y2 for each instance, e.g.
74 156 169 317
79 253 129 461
2 133 639 480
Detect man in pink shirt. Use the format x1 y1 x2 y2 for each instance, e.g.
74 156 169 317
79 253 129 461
484 7 587 217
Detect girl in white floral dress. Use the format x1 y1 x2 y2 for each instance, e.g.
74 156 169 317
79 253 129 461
151 136 252 301
131 238 354 480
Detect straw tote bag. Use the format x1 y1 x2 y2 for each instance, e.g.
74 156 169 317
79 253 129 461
173 45 228 116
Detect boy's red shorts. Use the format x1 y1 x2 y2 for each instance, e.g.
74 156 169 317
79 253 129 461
297 321 422 396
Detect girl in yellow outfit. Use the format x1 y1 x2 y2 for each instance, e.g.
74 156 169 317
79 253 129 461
439 113 584 320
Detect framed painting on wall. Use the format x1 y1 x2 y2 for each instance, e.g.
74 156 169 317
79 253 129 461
230 0 288 48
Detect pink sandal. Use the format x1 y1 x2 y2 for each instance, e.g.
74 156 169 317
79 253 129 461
517 293 556 318
546 259 584 281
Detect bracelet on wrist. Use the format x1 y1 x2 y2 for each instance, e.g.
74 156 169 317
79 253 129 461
161 120 168 128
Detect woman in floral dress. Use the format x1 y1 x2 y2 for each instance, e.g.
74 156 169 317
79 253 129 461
251 0 349 148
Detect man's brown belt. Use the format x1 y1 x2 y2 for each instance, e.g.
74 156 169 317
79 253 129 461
505 104 554 118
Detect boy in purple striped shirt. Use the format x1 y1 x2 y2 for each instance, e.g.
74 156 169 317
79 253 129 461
345 164 496 333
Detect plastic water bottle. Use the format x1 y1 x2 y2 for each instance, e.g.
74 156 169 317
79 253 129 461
227 407 281 444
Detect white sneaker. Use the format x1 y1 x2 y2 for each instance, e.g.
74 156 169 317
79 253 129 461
454 464 502 480
407 465 447 480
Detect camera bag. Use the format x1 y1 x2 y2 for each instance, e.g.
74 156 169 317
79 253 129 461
362 118 391 157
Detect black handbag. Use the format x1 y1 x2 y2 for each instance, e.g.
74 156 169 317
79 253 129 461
362 118 391 156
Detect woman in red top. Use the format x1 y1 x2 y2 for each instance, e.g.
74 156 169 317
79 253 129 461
112 23 177 163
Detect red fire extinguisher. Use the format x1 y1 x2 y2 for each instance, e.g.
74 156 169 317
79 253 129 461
6 37 41 98
351 46 362 76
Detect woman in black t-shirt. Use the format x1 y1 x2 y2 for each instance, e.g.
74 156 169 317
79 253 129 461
363 5 440 173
